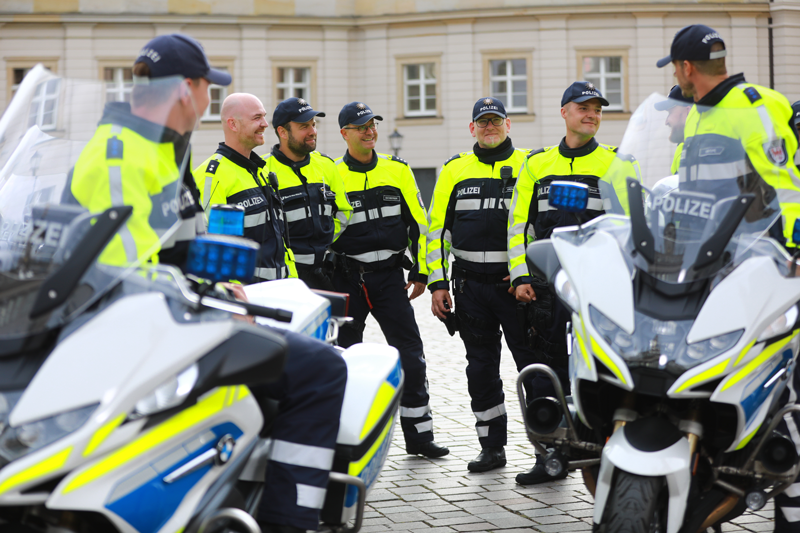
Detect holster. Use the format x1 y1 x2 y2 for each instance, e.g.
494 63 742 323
439 311 458 336
518 278 567 362
456 308 502 345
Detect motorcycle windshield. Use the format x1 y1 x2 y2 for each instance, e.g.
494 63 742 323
597 92 785 284
0 66 190 342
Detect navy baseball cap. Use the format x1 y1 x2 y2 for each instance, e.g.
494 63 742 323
792 101 800 127
338 102 384 128
272 98 326 129
561 81 610 107
656 25 726 68
654 85 695 110
472 97 507 121
135 34 231 86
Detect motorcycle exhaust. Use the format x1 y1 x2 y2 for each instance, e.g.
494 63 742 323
525 397 562 435
759 432 799 474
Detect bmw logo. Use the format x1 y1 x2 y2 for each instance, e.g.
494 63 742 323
215 435 236 465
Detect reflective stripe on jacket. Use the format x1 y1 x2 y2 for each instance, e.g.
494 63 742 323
427 142 530 291
265 146 352 267
681 73 800 246
333 151 429 282
193 143 296 281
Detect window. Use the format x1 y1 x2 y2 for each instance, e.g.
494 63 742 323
27 78 60 130
202 67 230 121
581 56 624 111
404 63 437 117
276 67 310 102
489 59 527 113
104 67 133 103
11 68 32 99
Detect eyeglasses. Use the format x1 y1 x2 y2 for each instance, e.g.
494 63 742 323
344 122 379 133
474 117 505 128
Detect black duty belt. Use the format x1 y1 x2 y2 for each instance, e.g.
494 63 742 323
452 264 508 285
335 253 403 274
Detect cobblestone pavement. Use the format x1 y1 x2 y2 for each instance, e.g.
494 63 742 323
358 296 775 533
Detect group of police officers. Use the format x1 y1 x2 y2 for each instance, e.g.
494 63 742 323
61 19 800 533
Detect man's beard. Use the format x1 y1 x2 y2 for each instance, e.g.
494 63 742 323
288 135 315 157
669 125 684 144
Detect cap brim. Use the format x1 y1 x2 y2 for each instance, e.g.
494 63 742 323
205 68 232 86
656 55 673 69
293 109 326 123
473 110 507 121
571 95 610 107
350 113 384 126
794 116 800 127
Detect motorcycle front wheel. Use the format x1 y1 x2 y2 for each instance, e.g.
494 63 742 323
595 470 668 533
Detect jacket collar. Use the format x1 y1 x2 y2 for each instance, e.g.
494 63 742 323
558 137 598 158
473 136 515 164
343 149 378 172
696 73 746 109
271 144 311 169
99 102 184 146
215 142 266 173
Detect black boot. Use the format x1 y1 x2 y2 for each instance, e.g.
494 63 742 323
467 446 506 472
406 440 450 458
515 455 568 485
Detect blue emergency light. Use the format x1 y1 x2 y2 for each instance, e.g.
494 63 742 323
793 219 800 246
208 204 245 236
186 234 259 283
548 181 590 213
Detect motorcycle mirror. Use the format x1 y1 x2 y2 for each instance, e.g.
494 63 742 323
548 181 589 213
186 234 259 283
208 204 245 236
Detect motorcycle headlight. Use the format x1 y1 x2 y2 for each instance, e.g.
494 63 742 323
554 270 580 313
590 305 639 358
758 306 799 342
0 401 97 464
679 330 742 366
132 363 199 419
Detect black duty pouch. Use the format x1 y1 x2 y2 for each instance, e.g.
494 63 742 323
518 277 556 350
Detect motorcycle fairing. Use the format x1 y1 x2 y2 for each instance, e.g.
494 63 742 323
245 279 332 341
593 423 692 533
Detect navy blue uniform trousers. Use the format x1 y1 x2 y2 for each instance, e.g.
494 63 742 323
253 331 347 531
453 277 542 448
333 266 434 445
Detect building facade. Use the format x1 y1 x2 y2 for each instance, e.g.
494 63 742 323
2 0 799 201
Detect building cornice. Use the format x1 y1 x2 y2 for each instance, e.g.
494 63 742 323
0 3 772 27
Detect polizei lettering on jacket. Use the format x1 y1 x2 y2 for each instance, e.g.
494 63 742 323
238 196 265 209
457 186 481 196
651 194 713 219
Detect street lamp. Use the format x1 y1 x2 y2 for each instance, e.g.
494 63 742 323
389 128 404 157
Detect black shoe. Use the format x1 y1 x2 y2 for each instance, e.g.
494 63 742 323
467 446 506 472
257 523 305 533
515 461 569 485
406 440 450 458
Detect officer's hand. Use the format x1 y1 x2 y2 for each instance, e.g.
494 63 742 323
504 275 515 295
219 282 255 324
515 283 536 303
405 281 426 301
431 289 453 320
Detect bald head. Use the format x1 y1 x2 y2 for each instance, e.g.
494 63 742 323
221 93 269 156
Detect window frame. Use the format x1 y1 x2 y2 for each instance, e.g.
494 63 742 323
482 51 534 118
271 59 317 109
100 65 133 104
201 58 235 122
576 49 629 113
395 55 442 120
27 77 60 131
6 58 59 110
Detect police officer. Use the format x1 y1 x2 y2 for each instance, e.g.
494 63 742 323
69 36 347 533
657 24 800 531
654 84 694 174
333 101 449 458
507 82 636 484
193 93 297 281
265 98 352 290
428 97 535 472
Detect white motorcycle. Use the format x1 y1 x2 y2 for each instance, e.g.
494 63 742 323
518 93 800 533
0 66 401 533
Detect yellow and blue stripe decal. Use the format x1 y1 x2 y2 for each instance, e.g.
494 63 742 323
301 307 331 341
359 359 402 440
740 347 794 425
346 419 395 508
0 446 73 496
105 422 243 533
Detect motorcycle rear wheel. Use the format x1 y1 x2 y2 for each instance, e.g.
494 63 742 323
595 470 667 533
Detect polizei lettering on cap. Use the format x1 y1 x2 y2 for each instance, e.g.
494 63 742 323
138 48 161 63
702 32 721 44
356 109 371 116
480 105 499 112
298 105 312 112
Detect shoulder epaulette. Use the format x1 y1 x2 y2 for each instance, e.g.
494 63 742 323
391 155 409 166
317 152 334 162
205 159 220 174
526 148 545 159
443 153 462 166
106 137 123 160
743 86 762 104
616 151 637 163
